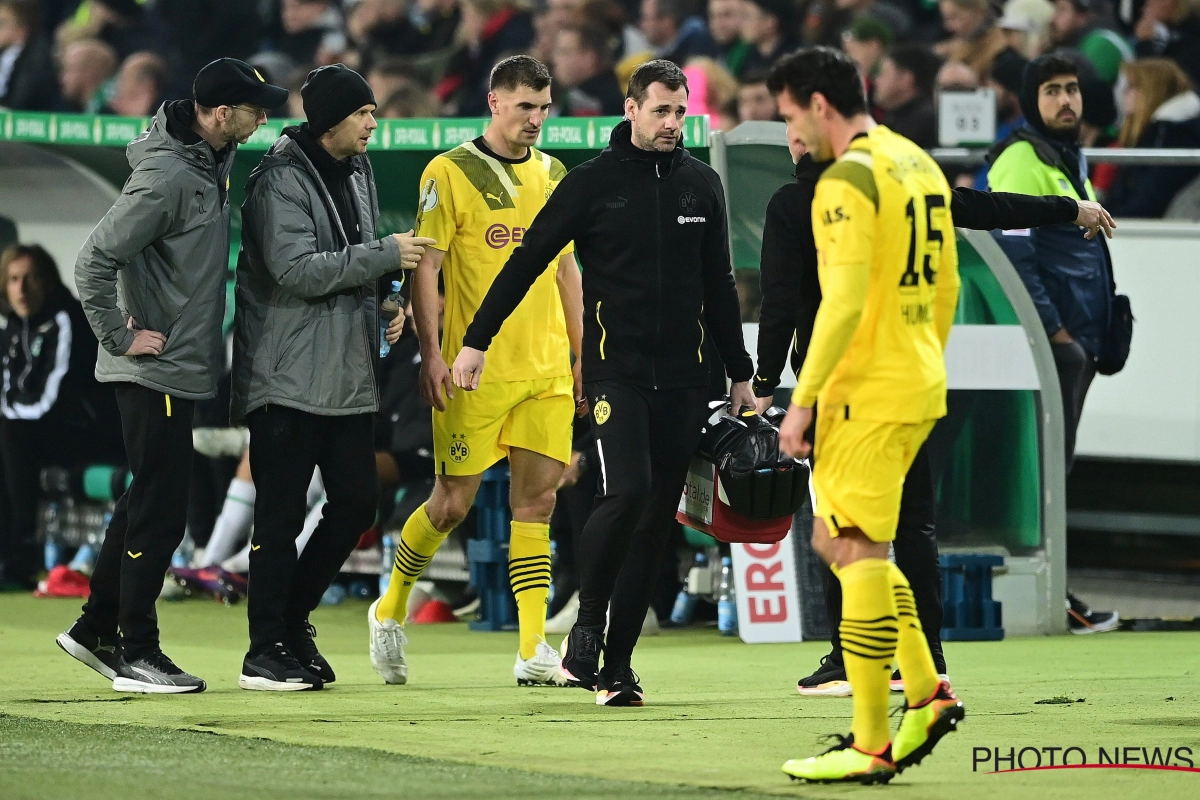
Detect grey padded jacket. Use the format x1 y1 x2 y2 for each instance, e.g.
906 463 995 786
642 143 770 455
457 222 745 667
230 133 401 423
75 101 235 399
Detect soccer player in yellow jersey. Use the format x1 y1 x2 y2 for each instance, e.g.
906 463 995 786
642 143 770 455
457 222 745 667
367 56 585 686
770 48 965 784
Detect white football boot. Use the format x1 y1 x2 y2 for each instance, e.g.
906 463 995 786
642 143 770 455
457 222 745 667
368 597 409 685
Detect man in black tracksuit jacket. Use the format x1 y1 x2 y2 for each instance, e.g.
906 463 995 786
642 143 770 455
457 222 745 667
456 61 755 705
754 147 1114 695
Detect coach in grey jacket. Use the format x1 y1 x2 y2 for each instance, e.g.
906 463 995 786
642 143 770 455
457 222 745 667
59 59 287 694
232 64 431 691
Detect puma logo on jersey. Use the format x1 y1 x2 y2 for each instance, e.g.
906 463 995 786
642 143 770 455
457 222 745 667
486 191 504 204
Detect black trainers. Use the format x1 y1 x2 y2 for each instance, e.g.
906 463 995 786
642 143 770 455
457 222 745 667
56 618 120 680
797 652 851 697
1067 591 1120 634
285 621 335 683
239 643 324 691
596 664 645 707
113 650 206 694
559 625 603 690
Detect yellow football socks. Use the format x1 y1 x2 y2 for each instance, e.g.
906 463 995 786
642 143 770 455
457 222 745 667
508 521 552 660
889 561 940 705
375 503 448 624
838 558 899 753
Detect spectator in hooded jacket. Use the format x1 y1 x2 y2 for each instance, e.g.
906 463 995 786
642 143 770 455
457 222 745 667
0 245 100 590
1104 58 1200 217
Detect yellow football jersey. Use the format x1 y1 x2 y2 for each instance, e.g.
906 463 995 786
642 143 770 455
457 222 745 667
793 125 960 423
416 139 573 383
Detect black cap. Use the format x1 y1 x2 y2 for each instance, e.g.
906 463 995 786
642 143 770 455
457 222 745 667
193 58 289 110
301 64 376 138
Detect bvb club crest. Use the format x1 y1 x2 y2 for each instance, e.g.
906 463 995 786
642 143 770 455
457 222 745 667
448 433 470 463
593 398 611 425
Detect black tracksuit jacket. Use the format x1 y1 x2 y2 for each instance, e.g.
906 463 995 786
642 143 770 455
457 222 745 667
753 155 1082 397
463 120 753 390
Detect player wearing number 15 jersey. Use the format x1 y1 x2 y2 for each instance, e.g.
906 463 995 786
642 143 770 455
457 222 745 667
771 48 962 784
368 56 584 688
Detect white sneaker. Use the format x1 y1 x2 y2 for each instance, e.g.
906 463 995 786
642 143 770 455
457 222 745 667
514 638 568 686
544 591 579 635
368 597 408 685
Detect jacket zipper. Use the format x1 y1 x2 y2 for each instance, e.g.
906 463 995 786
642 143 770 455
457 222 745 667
293 148 379 401
17 318 32 392
653 160 662 390
595 301 607 359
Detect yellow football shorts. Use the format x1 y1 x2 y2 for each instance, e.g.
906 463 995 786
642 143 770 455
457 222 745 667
432 374 574 476
811 413 936 543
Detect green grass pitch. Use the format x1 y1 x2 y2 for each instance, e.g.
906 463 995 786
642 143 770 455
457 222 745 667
1 594 1197 799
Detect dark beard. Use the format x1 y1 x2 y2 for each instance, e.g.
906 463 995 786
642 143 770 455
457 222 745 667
1046 121 1081 144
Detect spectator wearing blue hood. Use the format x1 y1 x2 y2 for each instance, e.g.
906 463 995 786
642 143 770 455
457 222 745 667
985 53 1114 472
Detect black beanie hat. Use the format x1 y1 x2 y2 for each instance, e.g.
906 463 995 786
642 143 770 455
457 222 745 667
302 64 376 138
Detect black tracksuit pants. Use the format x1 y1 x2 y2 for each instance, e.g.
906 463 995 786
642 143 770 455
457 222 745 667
82 383 194 660
820 444 946 671
1051 341 1097 474
576 380 709 668
246 405 378 653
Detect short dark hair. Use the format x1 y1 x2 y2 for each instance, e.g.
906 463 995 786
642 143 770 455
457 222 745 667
562 22 614 65
767 46 868 118
489 55 552 92
1033 53 1079 88
626 58 689 105
886 44 942 97
0 244 63 315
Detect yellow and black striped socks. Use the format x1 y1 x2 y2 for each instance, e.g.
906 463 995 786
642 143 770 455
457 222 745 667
375 503 448 624
889 561 939 705
838 558 899 753
508 521 552 660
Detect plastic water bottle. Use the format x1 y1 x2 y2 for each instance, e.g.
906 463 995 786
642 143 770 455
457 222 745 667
379 533 396 595
670 552 708 626
379 279 403 357
69 543 96 575
171 533 194 569
321 583 347 605
717 556 738 636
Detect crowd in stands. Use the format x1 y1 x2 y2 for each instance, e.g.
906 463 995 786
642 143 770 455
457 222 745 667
0 0 1198 212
